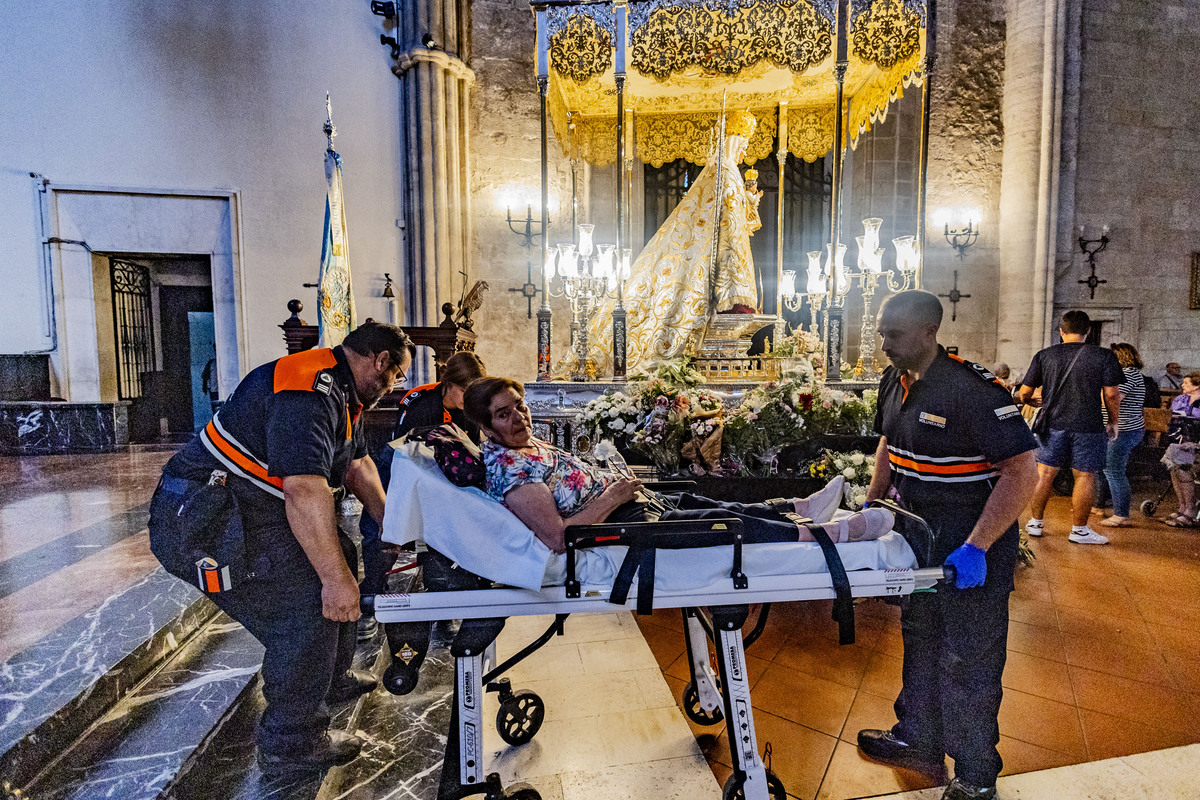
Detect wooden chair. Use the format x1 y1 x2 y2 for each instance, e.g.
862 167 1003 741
1143 407 1172 447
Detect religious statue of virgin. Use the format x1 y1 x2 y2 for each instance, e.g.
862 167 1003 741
557 109 762 378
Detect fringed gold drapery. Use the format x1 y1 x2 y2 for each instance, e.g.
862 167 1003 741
543 0 926 167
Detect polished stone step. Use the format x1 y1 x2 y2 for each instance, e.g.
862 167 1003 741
0 568 215 789
168 630 389 800
24 611 263 800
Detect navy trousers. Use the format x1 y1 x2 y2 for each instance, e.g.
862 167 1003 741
892 585 1010 787
149 479 357 755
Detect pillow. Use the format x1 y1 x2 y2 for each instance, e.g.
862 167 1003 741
402 423 486 488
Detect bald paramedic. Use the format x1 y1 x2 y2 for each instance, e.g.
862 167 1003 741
857 291 1038 800
148 322 413 775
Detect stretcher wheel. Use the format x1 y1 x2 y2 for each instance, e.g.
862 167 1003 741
682 682 724 725
382 661 420 696
1141 499 1158 515
721 770 786 800
497 690 545 745
503 782 541 800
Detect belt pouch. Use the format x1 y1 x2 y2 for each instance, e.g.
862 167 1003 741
177 472 244 593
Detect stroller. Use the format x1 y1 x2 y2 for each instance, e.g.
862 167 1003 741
1139 414 1200 516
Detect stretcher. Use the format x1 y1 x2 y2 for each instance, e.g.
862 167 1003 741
369 449 952 800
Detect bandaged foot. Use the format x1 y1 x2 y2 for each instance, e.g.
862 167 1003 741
791 476 845 523
801 506 895 544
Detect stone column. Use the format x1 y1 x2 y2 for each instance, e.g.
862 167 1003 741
997 0 1069 366
393 0 475 379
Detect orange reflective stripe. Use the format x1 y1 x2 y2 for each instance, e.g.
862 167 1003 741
204 568 221 593
888 453 994 475
204 421 284 489
400 383 438 404
273 349 338 393
947 352 1006 387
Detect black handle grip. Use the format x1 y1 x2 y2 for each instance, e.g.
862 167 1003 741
360 594 376 616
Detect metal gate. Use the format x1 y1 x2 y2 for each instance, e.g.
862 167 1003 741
109 258 156 400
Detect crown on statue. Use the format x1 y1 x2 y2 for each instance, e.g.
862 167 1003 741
744 168 758 181
725 109 757 139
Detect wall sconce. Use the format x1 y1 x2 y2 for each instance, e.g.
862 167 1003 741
932 207 982 259
1078 224 1110 299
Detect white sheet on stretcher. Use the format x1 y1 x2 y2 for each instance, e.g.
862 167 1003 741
381 447 917 592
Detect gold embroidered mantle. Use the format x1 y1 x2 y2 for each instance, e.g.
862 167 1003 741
553 133 760 378
544 0 926 167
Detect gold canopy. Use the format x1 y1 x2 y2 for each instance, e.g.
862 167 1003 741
545 0 927 167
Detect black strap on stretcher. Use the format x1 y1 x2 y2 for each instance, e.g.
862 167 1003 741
806 522 856 645
565 517 857 643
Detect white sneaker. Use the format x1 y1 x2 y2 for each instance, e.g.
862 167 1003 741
1025 519 1044 537
1068 528 1109 545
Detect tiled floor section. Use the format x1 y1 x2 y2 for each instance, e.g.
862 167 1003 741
484 611 721 799
637 499 1200 800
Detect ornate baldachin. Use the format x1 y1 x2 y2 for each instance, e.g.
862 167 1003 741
850 0 921 70
549 12 613 83
630 1 832 80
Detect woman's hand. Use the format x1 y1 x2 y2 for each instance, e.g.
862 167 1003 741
603 477 644 506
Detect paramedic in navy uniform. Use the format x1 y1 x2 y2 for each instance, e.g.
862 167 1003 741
148 322 413 775
856 291 1038 800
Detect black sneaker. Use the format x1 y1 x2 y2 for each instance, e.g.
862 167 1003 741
327 669 379 704
942 777 997 800
857 729 944 771
257 730 363 774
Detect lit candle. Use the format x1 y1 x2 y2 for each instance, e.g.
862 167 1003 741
577 224 595 259
781 270 797 297
544 248 557 281
620 248 632 280
806 251 824 293
596 244 615 281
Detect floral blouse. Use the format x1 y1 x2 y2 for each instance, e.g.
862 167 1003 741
482 438 612 517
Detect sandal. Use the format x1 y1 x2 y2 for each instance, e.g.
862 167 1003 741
1099 515 1131 528
1164 513 1198 528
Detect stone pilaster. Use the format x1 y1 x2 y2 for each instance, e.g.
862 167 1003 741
393 0 474 380
996 0 1068 367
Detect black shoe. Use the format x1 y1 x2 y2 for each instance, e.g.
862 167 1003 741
328 669 379 704
857 729 943 771
257 730 363 774
942 777 997 800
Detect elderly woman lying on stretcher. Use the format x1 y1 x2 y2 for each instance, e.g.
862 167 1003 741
461 377 896 549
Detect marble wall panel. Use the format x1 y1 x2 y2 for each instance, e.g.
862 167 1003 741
0 402 129 455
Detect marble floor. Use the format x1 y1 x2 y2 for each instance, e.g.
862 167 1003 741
637 498 1200 799
3 450 1199 800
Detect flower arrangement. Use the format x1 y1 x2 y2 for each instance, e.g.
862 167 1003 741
577 391 641 448
576 359 724 475
771 328 825 377
808 450 875 509
722 376 810 475
575 357 880 477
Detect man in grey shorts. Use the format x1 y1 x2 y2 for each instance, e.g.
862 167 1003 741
1017 310 1122 544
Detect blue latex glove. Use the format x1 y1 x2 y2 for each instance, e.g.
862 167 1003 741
944 542 987 589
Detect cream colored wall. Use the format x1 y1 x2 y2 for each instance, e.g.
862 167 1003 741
0 0 404 384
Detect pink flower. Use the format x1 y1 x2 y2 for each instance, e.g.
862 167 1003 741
562 470 586 491
748 412 758 421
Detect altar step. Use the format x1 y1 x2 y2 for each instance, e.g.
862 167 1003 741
0 568 216 793
21 611 264 800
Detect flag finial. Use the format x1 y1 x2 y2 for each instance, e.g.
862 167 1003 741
324 92 336 152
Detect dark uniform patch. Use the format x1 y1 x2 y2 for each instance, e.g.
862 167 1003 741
314 371 333 395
